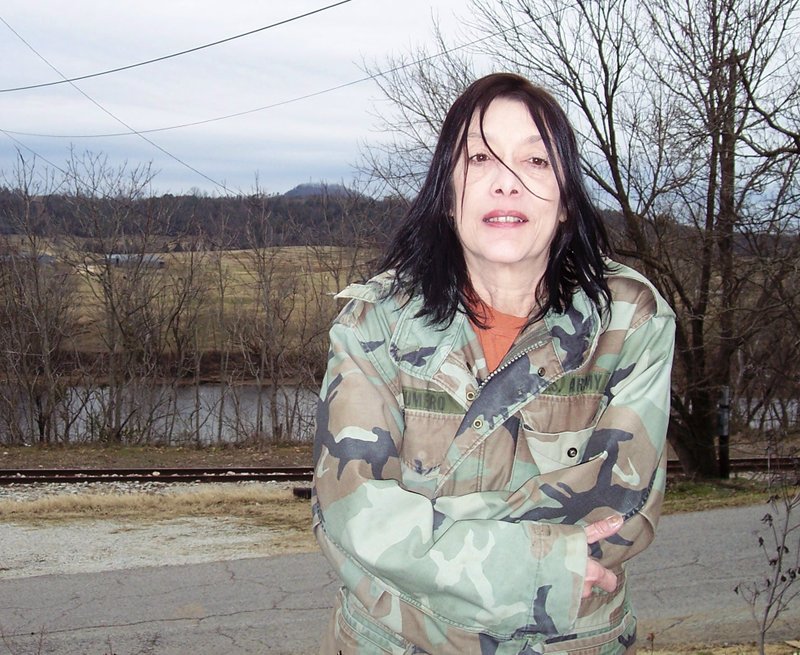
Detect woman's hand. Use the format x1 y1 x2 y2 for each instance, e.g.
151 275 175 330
582 515 623 598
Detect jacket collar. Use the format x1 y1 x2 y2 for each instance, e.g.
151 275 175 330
390 294 473 379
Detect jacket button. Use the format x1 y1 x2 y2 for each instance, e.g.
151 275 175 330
472 418 484 430
567 447 578 458
466 390 476 401
537 367 546 377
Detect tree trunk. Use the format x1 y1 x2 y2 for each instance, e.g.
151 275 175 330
670 389 720 477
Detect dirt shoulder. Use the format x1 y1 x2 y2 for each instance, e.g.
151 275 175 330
0 442 313 469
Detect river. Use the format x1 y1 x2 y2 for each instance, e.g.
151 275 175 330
1 383 319 445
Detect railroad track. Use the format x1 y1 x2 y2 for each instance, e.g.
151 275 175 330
0 457 797 486
667 456 797 475
0 466 314 485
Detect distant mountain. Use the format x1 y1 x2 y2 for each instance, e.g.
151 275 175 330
283 183 349 199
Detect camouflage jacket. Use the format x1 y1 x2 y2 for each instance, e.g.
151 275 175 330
312 261 675 655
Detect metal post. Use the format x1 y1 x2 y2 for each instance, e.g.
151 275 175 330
718 386 730 479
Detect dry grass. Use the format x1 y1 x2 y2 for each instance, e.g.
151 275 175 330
0 484 319 554
64 245 355 354
662 477 779 513
648 645 800 655
0 475 786 526
0 484 309 527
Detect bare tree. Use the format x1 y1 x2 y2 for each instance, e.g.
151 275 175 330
297 181 392 294
735 441 800 655
203 215 239 445
631 0 800 475
225 197 328 444
361 23 479 199
62 152 209 444
735 1 800 160
0 157 84 445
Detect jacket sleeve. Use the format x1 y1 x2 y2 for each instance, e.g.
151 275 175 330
433 306 676 570
312 306 588 640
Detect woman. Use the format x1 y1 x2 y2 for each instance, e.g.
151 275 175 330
312 73 675 655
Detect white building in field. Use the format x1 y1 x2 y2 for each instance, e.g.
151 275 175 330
105 254 166 269
81 253 167 275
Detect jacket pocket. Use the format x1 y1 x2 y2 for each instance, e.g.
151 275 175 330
519 395 606 474
399 409 461 473
522 425 595 474
335 588 414 655
520 394 606 434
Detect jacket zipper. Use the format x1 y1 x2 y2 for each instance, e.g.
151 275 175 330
478 339 548 390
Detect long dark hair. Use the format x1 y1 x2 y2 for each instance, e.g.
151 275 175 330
379 72 611 326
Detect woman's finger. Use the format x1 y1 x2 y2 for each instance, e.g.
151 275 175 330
584 515 624 544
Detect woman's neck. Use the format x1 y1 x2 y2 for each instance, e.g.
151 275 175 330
469 266 543 317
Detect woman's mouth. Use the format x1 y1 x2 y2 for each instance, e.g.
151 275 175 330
483 212 528 224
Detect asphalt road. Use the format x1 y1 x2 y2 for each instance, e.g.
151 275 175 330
1 504 798 655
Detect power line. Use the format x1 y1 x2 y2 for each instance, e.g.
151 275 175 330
4 78 371 138
0 1 353 93
1 16 235 194
2 19 536 140
0 129 68 176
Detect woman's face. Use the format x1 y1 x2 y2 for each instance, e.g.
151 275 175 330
451 96 563 283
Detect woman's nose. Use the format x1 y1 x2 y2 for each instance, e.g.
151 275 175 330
491 164 520 195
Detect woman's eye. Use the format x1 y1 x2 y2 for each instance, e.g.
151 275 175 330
469 153 490 163
527 156 549 169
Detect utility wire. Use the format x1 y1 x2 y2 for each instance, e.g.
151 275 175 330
1 16 235 194
2 19 536 140
0 128 68 176
0 1 353 93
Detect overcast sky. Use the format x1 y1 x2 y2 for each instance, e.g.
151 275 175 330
0 1 471 196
